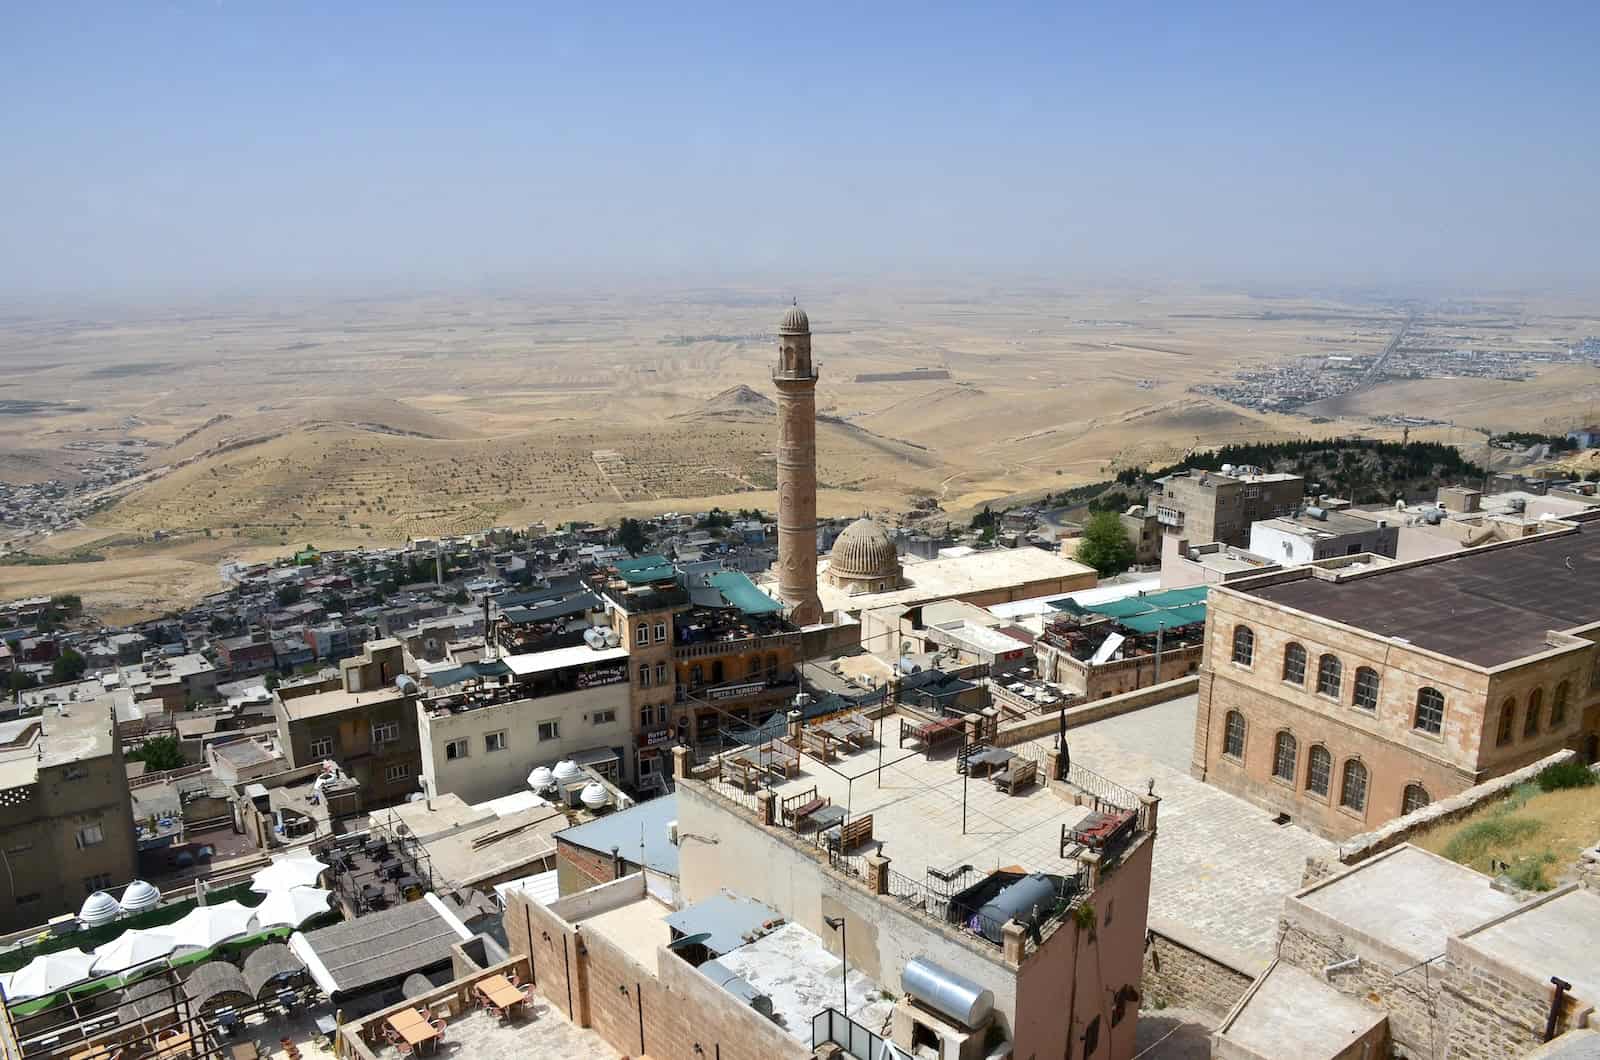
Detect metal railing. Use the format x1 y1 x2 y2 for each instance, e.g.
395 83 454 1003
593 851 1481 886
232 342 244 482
812 1007 911 1060
1060 760 1139 813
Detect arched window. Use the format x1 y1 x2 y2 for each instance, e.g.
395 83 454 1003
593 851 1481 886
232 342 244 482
1282 643 1307 686
637 664 650 688
1352 667 1380 711
1524 688 1543 738
1223 711 1246 759
1496 698 1516 746
1402 783 1431 816
690 663 703 687
1306 746 1332 796
766 653 779 681
1340 759 1368 812
1414 687 1445 734
1552 680 1570 727
1232 626 1254 666
711 660 724 684
1317 654 1343 699
1272 732 1298 781
747 656 761 678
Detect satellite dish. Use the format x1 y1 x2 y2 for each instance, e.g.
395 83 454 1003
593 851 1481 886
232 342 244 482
667 932 713 951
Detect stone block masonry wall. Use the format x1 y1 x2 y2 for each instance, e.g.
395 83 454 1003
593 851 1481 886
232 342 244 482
1277 918 1443 1060
1440 957 1564 1060
995 676 1199 748
1333 750 1575 867
506 884 811 1060
1140 929 1254 1022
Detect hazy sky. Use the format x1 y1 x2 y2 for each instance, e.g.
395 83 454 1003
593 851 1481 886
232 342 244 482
5 2 1598 297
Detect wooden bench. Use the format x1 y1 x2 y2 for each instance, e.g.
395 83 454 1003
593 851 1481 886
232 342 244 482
801 727 837 762
837 813 873 851
992 758 1038 795
781 787 828 827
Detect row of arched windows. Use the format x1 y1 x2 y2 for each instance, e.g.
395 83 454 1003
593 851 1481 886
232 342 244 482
1233 625 1454 735
1494 681 1572 747
1221 709 1431 817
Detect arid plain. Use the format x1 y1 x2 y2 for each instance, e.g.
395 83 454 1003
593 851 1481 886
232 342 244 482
2 282 1598 619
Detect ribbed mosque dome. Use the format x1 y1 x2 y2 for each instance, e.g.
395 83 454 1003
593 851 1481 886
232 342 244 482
828 518 898 578
779 305 810 334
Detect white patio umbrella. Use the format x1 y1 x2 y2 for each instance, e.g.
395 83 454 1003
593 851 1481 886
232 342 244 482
166 901 256 950
91 929 180 975
8 949 97 1000
118 879 161 915
250 855 328 894
250 887 332 931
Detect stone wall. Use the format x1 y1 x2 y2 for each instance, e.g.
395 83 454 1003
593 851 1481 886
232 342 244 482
1139 927 1254 1022
1440 952 1563 1060
994 676 1199 748
504 877 810 1060
1331 750 1576 867
1276 914 1442 1060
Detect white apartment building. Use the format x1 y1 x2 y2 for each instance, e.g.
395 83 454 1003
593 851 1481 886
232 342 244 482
417 642 633 806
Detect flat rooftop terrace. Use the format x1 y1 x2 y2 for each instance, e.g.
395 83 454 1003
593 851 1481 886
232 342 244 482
1243 528 1600 666
1029 694 1334 969
708 715 1101 887
1291 846 1520 964
1456 888 1600 1006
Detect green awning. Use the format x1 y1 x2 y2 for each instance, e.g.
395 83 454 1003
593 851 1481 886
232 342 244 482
616 555 677 584
428 659 512 688
707 571 783 616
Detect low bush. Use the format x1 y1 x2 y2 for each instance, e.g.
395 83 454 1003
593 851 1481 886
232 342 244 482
1442 815 1542 865
1535 760 1598 792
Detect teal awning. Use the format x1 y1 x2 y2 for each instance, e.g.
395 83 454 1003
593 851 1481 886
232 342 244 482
707 571 783 616
616 555 677 584
428 659 511 688
1077 586 1208 633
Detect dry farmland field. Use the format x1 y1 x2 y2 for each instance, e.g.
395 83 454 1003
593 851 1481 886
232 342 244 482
2 281 1598 616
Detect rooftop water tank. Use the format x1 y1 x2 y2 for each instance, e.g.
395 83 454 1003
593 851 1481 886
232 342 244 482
79 891 120 927
528 766 555 791
394 674 418 695
580 782 610 810
604 628 621 648
119 879 161 915
553 760 582 784
976 873 1059 944
903 956 995 1029
700 960 775 1019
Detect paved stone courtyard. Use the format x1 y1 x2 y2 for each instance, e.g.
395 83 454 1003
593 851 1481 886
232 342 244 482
1020 694 1335 968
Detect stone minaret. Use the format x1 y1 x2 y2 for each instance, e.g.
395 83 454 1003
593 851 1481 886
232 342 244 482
774 304 823 625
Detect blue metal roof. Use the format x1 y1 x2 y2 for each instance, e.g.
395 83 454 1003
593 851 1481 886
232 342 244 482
555 793 681 878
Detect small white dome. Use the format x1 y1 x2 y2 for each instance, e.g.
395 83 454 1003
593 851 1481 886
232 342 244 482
553 760 582 783
528 766 555 789
580 782 610 809
80 891 121 926
119 880 160 914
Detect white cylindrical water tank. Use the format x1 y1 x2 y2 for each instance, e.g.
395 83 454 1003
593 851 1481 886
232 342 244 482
528 766 555 790
902 956 994 1029
553 760 582 784
580 782 610 810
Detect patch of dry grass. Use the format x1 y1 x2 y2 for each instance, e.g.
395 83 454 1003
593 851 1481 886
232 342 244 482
1416 782 1600 890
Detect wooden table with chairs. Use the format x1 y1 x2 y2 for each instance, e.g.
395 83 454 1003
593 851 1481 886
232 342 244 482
384 1007 443 1055
474 974 526 1020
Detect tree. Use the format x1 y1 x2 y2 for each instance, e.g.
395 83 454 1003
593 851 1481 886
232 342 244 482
129 735 185 772
1075 511 1135 577
52 648 88 683
5 671 39 694
274 583 303 607
617 517 649 556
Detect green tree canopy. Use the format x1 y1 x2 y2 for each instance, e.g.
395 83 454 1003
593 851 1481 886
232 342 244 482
617 518 648 556
1074 511 1135 577
52 648 88 683
129 735 186 772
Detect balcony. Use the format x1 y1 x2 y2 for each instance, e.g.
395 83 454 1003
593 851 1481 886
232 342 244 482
672 630 800 661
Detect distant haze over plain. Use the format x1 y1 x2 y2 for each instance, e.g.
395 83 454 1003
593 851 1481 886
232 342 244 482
3 3 1598 299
